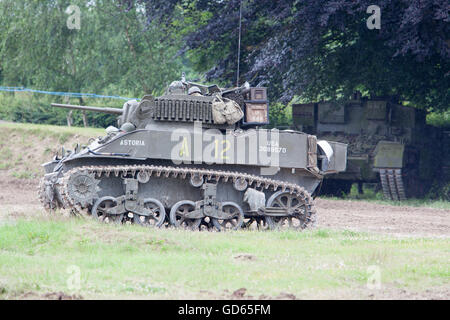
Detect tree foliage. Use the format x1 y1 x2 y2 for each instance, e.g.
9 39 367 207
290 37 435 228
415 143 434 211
0 0 182 100
142 0 449 111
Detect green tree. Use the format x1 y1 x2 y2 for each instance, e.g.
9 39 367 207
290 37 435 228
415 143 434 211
140 0 449 111
0 0 182 99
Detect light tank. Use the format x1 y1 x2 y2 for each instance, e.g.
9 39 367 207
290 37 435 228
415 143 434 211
292 92 444 200
39 76 347 230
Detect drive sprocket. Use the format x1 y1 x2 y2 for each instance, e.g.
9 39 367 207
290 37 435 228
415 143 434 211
64 170 100 208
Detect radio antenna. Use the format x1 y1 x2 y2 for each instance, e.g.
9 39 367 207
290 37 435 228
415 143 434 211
236 0 242 87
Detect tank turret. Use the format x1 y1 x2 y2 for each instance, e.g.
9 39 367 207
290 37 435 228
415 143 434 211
52 79 267 130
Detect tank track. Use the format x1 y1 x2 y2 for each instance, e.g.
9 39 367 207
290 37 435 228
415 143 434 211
38 177 58 211
379 169 406 201
52 164 317 230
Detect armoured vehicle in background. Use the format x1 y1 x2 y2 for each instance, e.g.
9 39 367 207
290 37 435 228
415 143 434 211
39 76 347 231
292 92 445 200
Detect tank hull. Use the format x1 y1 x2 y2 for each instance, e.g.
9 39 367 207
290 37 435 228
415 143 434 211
40 126 346 231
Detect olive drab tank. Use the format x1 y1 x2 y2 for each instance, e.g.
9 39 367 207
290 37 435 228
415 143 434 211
292 92 445 200
38 76 347 231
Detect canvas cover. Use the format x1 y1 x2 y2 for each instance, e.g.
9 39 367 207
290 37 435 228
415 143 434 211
212 96 244 124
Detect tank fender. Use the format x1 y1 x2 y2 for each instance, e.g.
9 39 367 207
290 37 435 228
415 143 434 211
42 160 60 174
318 140 347 173
317 140 333 172
318 141 334 161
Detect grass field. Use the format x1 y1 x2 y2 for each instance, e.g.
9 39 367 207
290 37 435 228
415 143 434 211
0 213 448 300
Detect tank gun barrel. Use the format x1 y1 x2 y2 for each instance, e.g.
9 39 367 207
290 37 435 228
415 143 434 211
51 103 123 115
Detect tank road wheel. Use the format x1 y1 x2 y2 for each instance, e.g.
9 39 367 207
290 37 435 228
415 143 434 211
212 202 244 231
133 198 166 228
91 196 124 224
170 200 202 230
265 191 311 230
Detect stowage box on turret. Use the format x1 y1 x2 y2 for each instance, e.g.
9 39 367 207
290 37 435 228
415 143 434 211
292 93 445 200
39 77 347 231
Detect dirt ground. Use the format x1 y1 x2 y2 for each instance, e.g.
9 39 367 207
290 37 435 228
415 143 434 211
315 198 450 238
1 173 448 237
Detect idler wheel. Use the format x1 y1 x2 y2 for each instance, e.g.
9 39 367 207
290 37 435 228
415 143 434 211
133 198 166 228
265 191 308 230
211 202 244 231
169 200 202 230
92 196 123 224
